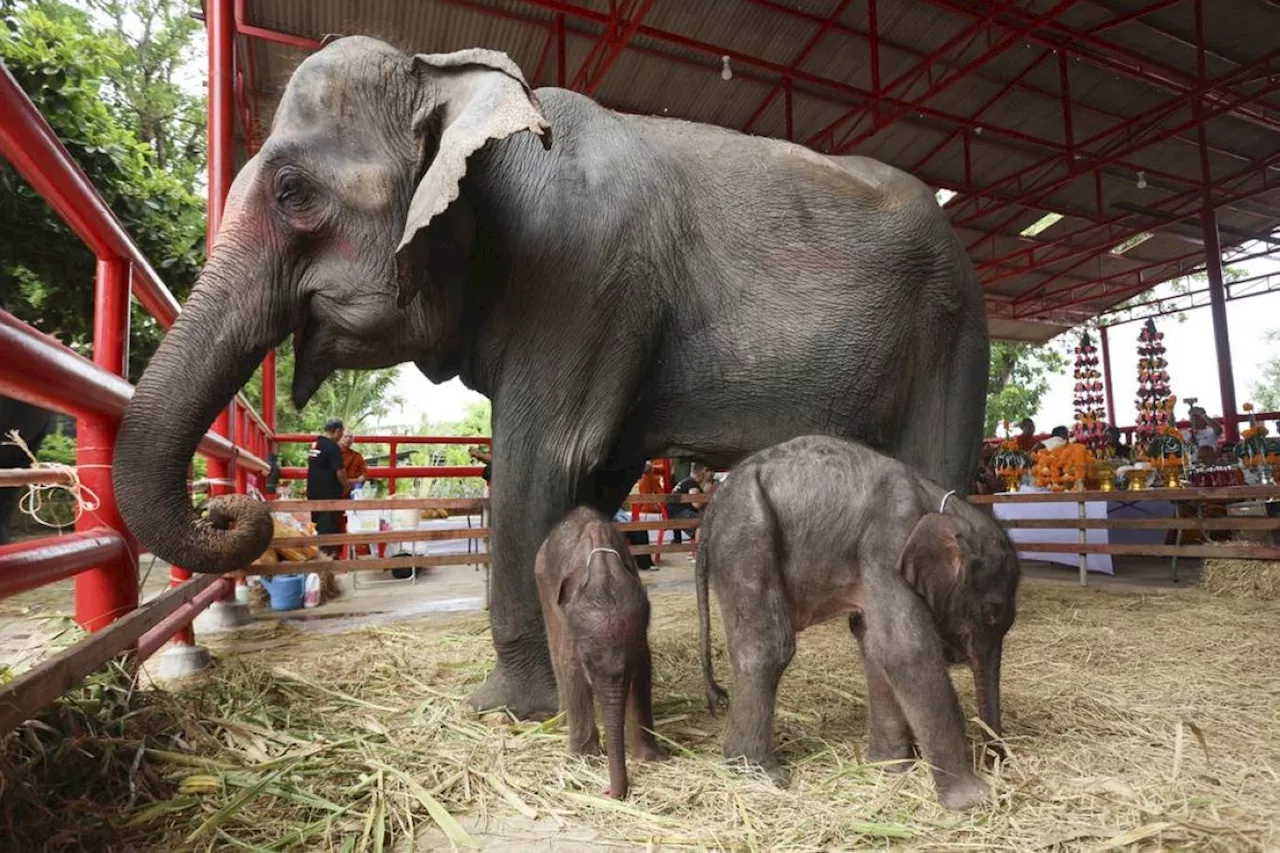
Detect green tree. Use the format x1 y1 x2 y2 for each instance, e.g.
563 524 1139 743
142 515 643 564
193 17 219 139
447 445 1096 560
0 1 206 382
1251 330 1280 412
400 400 492 499
242 341 406 467
984 340 1070 437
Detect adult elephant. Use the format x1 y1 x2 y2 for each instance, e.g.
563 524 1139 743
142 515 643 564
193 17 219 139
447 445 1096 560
113 37 989 718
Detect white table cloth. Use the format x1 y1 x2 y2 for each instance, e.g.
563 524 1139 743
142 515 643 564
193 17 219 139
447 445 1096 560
993 496 1114 575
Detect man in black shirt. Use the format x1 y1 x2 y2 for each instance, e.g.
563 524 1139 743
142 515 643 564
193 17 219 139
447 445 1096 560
307 418 349 556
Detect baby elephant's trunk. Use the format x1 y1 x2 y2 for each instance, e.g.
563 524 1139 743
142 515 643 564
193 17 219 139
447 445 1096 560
972 644 1004 755
600 674 631 799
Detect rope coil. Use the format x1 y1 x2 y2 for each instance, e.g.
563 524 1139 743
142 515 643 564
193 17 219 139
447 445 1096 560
3 429 101 528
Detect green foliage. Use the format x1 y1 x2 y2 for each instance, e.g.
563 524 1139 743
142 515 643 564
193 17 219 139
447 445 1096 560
34 423 75 465
243 341 406 467
403 400 492 499
0 1 205 382
1251 329 1280 412
984 340 1070 437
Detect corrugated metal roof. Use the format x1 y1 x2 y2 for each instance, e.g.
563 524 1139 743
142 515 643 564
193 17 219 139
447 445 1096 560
230 0 1280 343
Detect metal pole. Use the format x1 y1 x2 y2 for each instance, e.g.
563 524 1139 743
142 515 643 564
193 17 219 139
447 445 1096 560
75 258 140 631
1077 499 1087 587
1100 325 1116 426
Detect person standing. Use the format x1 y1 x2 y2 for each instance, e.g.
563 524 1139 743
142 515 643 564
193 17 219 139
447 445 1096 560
307 418 349 557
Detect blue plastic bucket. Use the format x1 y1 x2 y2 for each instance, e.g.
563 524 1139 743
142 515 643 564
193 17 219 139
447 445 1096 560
260 574 306 611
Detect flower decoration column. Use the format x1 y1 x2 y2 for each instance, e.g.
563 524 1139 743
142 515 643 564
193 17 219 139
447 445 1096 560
1071 331 1106 454
1134 319 1172 455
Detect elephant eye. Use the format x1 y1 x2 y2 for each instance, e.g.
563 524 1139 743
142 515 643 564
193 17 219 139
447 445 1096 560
273 169 314 213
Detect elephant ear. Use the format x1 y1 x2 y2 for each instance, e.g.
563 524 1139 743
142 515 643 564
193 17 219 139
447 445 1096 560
395 49 553 308
898 513 964 611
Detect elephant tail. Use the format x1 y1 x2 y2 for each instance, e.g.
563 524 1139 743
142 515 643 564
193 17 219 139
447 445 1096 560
696 508 727 716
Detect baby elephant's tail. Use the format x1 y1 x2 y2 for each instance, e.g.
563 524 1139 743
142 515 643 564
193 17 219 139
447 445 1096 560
697 523 728 715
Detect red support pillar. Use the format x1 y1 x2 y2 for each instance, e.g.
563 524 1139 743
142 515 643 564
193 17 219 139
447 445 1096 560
783 78 794 141
74 258 140 631
388 440 398 495
1202 204 1240 441
1099 325 1116 427
555 13 566 88
1195 0 1238 443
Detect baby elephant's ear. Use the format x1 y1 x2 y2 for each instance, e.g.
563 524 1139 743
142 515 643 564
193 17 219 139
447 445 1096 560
395 49 553 307
898 513 963 603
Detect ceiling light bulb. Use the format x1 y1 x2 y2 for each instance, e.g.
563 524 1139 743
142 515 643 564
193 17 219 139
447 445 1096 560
1136 171 1147 190
721 56 732 81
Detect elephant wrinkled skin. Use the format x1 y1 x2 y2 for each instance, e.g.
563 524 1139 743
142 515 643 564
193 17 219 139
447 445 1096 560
113 37 990 719
696 436 1020 810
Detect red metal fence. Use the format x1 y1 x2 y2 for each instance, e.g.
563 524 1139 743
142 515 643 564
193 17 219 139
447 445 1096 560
0 56 272 731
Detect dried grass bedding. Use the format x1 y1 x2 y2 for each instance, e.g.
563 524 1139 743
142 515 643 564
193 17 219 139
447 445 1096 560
2 580 1278 851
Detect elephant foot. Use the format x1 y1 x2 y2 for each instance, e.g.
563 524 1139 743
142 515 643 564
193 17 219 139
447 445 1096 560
868 741 915 774
935 772 990 812
469 664 559 721
633 740 667 763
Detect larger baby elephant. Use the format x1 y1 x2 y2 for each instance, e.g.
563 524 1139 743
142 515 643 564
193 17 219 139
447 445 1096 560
697 436 1020 811
535 507 664 799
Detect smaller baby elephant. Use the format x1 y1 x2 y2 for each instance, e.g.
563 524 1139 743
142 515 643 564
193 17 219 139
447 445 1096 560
535 506 665 799
697 436 1020 811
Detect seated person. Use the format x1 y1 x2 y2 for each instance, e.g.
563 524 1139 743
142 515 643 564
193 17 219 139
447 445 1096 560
1014 418 1038 452
1040 426 1070 451
668 463 715 545
1102 426 1130 460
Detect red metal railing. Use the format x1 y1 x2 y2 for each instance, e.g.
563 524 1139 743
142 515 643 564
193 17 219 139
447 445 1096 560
274 434 490 495
0 0 273 732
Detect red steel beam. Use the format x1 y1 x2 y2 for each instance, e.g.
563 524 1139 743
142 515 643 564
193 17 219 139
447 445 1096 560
921 0 1280 133
952 53 1280 248
997 150 1280 302
981 153 1280 293
831 0 1066 153
556 12 566 87
0 531 128 601
531 17 558 86
740 0 857 135
735 0 1256 166
278 466 486 480
571 0 656 96
275 434 491 445
1014 238 1278 318
135 577 233 661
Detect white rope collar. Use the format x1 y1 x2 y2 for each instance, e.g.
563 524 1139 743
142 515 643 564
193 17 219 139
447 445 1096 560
586 547 620 570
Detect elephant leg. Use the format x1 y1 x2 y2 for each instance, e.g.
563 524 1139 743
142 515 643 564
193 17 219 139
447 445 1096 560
627 646 664 762
720 573 794 786
861 574 989 811
469 430 620 720
849 613 914 771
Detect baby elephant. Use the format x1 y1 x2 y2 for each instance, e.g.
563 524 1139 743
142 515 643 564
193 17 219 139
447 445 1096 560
535 506 665 799
696 436 1020 811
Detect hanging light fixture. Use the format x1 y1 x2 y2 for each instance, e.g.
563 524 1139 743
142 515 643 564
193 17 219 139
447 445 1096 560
1136 170 1147 190
721 55 733 81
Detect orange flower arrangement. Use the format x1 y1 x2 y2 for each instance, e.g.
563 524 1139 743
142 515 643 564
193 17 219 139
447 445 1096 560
1033 441 1094 490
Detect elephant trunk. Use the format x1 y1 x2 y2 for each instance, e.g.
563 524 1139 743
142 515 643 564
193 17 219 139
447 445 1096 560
972 643 1003 752
600 674 631 799
113 260 281 574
